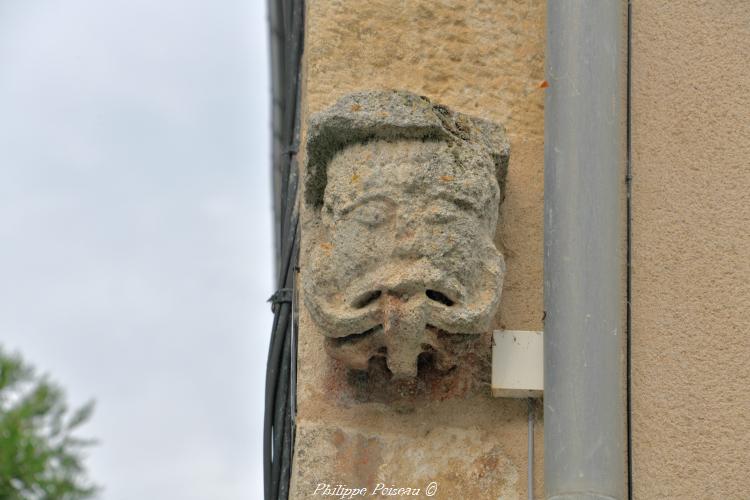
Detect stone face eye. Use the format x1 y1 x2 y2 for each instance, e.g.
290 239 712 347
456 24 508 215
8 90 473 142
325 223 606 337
424 199 460 224
348 198 393 227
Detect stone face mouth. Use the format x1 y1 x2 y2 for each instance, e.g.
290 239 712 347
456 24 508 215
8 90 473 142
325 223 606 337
307 276 500 379
309 277 497 378
326 323 481 379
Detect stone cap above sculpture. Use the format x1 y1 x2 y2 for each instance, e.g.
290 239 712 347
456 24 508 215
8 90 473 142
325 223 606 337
304 89 510 208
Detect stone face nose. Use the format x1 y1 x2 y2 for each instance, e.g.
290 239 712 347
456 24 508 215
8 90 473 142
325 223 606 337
382 292 426 378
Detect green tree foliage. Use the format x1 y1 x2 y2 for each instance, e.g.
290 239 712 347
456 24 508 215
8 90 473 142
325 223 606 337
0 346 98 499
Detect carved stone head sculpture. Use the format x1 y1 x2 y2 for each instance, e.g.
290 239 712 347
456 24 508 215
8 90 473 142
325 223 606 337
303 90 509 380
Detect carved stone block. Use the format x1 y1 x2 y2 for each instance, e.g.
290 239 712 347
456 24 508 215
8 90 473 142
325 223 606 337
303 90 509 380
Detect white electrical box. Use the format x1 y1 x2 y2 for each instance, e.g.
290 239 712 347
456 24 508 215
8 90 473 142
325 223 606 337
491 330 544 398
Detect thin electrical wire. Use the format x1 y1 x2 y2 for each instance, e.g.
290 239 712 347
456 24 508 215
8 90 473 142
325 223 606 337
264 0 304 499
528 398 534 500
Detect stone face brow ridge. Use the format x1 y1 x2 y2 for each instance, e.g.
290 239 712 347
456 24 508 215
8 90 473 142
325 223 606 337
304 89 510 208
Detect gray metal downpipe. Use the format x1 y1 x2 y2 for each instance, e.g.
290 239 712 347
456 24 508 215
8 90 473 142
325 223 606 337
544 1 628 499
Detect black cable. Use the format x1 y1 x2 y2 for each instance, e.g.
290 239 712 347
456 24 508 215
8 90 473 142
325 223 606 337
277 328 294 500
264 0 304 498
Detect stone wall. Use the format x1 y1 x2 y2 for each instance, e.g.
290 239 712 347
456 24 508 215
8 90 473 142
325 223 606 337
292 1 546 498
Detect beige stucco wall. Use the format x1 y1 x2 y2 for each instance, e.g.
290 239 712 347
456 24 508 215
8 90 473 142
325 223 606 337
292 1 546 498
631 1 750 498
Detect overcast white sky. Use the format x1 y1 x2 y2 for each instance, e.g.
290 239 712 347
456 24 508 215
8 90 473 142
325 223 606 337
0 1 272 498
